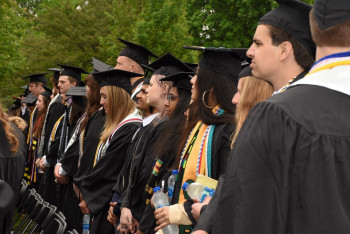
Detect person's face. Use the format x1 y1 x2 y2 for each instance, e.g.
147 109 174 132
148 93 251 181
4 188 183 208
246 25 279 82
114 56 132 71
232 79 242 105
164 87 179 117
28 82 42 97
136 84 150 112
37 95 45 112
146 75 164 110
190 74 198 101
100 86 109 114
58 76 74 95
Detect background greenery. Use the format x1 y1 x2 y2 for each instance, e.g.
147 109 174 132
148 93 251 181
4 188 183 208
0 0 314 107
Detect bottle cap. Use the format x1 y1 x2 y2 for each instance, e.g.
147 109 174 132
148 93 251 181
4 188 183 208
153 186 161 192
172 170 178 175
204 186 214 192
182 182 188 191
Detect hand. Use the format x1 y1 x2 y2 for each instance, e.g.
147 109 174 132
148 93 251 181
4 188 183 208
79 199 91 214
35 158 41 167
135 230 144 234
72 183 81 200
191 196 211 222
154 206 170 231
39 158 47 171
120 207 139 233
107 202 118 226
192 231 209 234
54 164 68 184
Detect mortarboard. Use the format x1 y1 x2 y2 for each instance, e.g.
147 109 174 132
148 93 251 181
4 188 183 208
66 86 87 97
238 66 253 79
185 62 198 72
259 0 315 57
313 0 350 30
57 64 88 82
47 68 61 80
118 38 158 66
23 73 48 86
21 93 37 105
144 53 194 76
91 58 113 73
93 69 143 95
183 46 247 81
160 72 193 91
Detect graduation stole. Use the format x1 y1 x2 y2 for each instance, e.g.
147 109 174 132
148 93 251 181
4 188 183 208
47 114 64 153
27 114 43 183
93 111 142 167
307 51 350 76
177 105 224 204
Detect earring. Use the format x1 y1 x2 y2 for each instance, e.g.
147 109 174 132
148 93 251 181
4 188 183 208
202 90 216 109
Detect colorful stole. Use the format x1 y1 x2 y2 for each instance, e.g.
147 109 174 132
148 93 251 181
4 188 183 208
27 105 38 144
307 51 350 76
93 111 142 167
177 105 224 204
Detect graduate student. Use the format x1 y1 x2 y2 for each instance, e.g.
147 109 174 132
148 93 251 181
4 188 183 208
78 69 143 234
194 0 350 233
118 53 194 233
154 47 244 233
115 38 158 99
0 105 26 234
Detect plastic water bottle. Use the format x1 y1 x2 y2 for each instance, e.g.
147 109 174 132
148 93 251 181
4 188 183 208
82 214 90 234
167 170 178 203
153 186 179 234
182 182 205 201
199 186 215 202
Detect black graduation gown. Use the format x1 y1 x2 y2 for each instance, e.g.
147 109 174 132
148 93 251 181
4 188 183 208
211 85 350 234
0 123 26 234
80 122 140 234
40 95 65 157
121 117 167 223
74 109 106 189
20 107 30 123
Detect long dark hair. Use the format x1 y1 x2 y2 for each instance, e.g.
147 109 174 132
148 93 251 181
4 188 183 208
154 87 191 169
81 74 101 130
34 95 50 139
69 97 87 129
176 66 237 166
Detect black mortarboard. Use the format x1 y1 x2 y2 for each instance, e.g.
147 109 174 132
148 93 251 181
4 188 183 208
185 62 198 72
47 68 61 80
93 69 143 95
11 97 21 109
183 46 246 81
21 85 28 89
21 93 37 104
238 66 253 79
23 73 48 85
40 86 52 100
145 53 194 76
160 72 193 91
57 64 88 82
313 0 350 30
259 0 315 57
91 58 113 73
118 38 158 66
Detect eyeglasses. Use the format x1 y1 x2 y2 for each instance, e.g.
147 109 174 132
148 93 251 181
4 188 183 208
167 94 179 102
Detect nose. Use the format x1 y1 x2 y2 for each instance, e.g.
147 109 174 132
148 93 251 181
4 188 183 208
246 44 254 59
232 93 239 105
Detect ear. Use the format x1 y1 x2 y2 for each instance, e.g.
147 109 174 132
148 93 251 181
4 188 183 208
130 64 135 72
279 41 293 61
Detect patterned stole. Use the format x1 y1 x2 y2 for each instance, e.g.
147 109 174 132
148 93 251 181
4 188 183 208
27 105 38 145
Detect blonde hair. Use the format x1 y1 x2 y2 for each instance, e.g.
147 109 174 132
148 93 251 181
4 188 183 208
100 86 136 143
8 116 27 132
231 76 274 147
0 105 19 152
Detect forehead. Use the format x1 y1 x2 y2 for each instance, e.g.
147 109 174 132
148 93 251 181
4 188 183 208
169 86 178 94
254 24 272 41
141 84 149 89
59 75 69 82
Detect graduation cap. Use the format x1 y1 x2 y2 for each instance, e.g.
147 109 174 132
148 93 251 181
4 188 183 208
93 69 143 95
238 66 253 79
118 38 158 66
259 0 315 57
313 0 350 30
47 68 61 80
144 53 194 76
160 72 193 91
91 58 113 73
40 86 52 100
21 93 37 105
185 62 198 72
11 97 22 110
21 85 28 89
23 73 48 86
183 46 247 81
66 86 87 97
57 64 88 82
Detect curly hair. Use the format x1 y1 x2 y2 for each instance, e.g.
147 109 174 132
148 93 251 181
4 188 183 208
0 105 19 152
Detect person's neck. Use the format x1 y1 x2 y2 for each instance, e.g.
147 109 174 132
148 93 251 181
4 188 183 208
271 65 304 91
315 46 350 61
